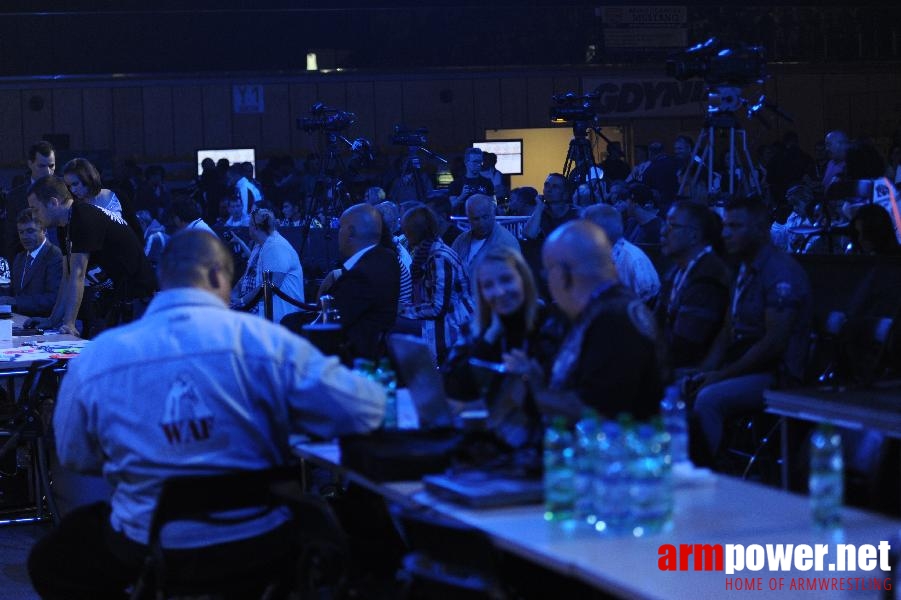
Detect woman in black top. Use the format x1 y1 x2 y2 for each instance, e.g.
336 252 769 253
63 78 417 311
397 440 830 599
443 245 557 453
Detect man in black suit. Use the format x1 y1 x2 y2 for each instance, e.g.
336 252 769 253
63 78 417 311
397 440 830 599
0 208 63 317
317 203 401 361
4 141 56 263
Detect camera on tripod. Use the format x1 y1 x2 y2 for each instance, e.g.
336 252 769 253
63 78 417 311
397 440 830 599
666 37 766 86
392 125 428 147
549 91 601 125
297 102 357 133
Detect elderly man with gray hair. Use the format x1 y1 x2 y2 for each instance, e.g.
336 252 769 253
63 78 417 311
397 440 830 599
452 194 520 273
582 203 660 303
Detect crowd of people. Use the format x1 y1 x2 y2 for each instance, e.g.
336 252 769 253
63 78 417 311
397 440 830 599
4 128 901 598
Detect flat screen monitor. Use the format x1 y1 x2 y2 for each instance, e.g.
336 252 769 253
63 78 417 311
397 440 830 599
471 139 523 175
196 148 256 177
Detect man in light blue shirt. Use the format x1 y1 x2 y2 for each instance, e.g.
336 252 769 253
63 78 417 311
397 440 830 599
29 230 385 599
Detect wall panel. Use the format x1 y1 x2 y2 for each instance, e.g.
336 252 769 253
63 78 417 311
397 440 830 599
0 90 23 165
20 89 53 154
142 86 174 159
51 88 84 152
82 88 114 152
201 85 231 149
172 86 204 158
260 83 291 154
112 87 145 158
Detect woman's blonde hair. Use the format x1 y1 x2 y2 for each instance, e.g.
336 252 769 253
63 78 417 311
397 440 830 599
471 245 538 335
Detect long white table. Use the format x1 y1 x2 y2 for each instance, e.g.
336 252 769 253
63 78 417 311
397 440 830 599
293 439 901 600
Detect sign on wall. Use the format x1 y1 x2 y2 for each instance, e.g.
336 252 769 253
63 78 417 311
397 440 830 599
233 84 265 114
582 77 707 118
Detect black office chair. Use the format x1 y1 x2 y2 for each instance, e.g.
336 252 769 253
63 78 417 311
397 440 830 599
0 359 61 523
130 466 352 600
394 507 510 600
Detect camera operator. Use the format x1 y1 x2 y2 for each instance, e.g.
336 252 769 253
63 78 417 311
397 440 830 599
449 147 494 215
521 173 579 242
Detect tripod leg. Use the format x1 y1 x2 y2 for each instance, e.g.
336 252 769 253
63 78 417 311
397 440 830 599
737 130 763 197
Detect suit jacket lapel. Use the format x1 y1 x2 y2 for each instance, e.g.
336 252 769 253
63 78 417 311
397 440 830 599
19 246 43 290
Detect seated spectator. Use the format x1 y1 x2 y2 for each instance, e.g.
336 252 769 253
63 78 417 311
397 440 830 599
313 204 401 361
280 200 303 227
443 245 557 451
600 141 631 183
376 211 413 306
479 151 506 201
618 182 663 245
505 220 665 420
452 194 520 273
133 164 172 218
388 157 433 204
639 141 681 210
424 191 464 247
582 204 660 303
770 183 830 254
168 196 217 237
690 196 811 459
363 186 386 205
849 203 901 256
223 197 250 228
507 186 538 217
226 164 263 216
521 173 579 241
135 210 168 270
28 231 385 600
229 208 304 323
374 200 412 270
0 208 62 317
399 206 474 363
655 201 733 369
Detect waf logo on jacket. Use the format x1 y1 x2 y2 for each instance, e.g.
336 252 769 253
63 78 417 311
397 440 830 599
160 374 215 444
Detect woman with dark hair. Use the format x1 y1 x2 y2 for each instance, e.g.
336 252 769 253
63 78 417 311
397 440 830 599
62 158 123 217
229 208 304 322
399 205 473 363
442 245 556 452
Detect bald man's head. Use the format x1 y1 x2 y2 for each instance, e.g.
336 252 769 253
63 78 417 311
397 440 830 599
465 194 497 240
159 231 234 303
542 220 617 319
339 203 383 259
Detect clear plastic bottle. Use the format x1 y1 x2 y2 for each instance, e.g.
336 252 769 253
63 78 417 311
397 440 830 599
809 424 843 529
0 304 13 349
593 421 629 535
660 384 688 464
543 416 575 523
574 409 600 527
628 421 673 537
375 358 398 429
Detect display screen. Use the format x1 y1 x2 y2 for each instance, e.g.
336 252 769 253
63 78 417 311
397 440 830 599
196 148 256 177
472 139 523 175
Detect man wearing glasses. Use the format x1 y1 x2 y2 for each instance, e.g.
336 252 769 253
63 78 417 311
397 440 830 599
655 201 733 369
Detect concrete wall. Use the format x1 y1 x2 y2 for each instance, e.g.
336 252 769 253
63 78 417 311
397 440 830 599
0 63 898 182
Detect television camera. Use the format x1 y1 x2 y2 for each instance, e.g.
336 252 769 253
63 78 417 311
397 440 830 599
297 102 357 133
666 37 767 87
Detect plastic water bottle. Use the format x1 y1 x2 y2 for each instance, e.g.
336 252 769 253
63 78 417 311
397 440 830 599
0 304 13 349
809 424 843 529
660 384 688 464
574 410 600 527
593 421 629 535
627 421 673 537
375 358 398 430
543 416 575 523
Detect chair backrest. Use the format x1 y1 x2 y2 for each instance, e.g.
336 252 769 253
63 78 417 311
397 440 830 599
147 466 305 547
135 467 351 600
